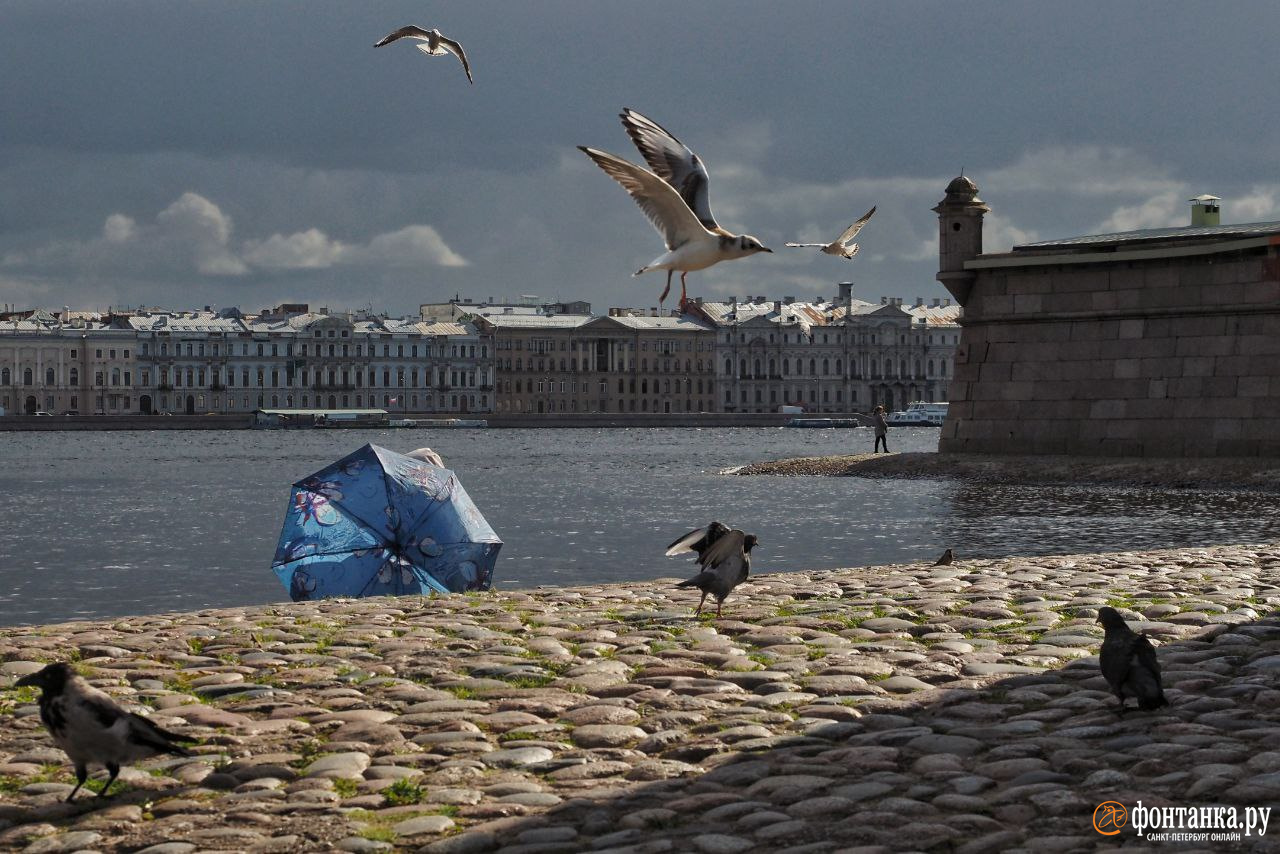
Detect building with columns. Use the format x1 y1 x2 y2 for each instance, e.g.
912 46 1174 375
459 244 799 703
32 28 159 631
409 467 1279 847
1 305 490 417
0 311 135 415
473 309 717 414
687 285 961 414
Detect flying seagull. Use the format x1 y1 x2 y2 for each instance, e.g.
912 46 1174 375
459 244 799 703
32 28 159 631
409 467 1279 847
933 548 954 566
16 662 193 801
785 206 877 259
579 108 771 311
1096 607 1168 715
374 25 473 84
671 525 758 618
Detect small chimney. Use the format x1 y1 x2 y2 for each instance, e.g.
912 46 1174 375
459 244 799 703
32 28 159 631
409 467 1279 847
774 300 782 314
943 298 951 306
783 295 795 304
931 297 940 307
838 282 853 304
1190 194 1221 227
880 296 887 305
915 296 923 306
650 307 658 317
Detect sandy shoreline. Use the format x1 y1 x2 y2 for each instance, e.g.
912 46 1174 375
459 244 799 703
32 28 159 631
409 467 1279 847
731 451 1280 491
0 543 1276 851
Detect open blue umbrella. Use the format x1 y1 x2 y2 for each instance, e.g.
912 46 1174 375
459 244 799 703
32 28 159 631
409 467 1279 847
272 443 500 600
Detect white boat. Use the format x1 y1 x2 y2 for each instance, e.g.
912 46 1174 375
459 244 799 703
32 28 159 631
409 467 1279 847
885 401 948 426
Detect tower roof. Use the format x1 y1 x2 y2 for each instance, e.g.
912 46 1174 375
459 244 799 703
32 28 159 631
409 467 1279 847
945 175 978 195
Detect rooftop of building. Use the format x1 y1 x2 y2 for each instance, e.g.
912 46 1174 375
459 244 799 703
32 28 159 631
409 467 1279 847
1013 219 1280 253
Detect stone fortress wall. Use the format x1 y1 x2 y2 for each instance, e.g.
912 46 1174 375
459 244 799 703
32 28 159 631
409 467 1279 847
933 177 1280 457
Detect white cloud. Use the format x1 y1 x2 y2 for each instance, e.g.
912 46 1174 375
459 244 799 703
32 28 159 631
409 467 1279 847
360 225 469 268
243 229 346 270
983 146 1175 197
982 213 1039 253
3 192 467 281
1093 190 1185 233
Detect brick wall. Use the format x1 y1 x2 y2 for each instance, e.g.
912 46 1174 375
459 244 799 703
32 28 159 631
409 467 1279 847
940 251 1280 457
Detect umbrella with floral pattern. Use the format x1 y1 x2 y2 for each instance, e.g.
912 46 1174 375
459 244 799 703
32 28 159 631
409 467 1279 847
272 443 501 600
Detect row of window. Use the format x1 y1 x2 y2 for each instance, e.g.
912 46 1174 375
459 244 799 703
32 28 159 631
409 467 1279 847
502 357 711 374
499 398 712 413
150 366 487 390
499 338 709 353
726 357 950 378
504 377 710 396
140 340 486 359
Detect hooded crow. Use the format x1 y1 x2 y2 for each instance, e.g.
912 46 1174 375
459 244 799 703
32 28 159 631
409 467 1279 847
15 662 193 801
933 548 955 566
1096 607 1168 715
671 526 757 618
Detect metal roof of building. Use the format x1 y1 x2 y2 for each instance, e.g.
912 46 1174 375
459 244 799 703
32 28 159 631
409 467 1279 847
476 314 594 329
1014 220 1280 252
606 315 714 331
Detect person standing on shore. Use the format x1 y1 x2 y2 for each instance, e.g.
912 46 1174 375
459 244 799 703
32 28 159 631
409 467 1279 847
872 405 889 453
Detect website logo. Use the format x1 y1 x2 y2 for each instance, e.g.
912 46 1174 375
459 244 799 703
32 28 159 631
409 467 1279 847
1094 801 1128 836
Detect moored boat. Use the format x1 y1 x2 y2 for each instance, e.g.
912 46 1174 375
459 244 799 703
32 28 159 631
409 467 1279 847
885 402 948 427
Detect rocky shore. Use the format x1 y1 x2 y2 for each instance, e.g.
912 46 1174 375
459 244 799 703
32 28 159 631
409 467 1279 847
0 543 1278 853
732 452 1280 492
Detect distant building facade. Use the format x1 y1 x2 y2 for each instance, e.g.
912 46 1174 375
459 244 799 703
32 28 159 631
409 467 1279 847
473 309 717 414
0 310 135 415
3 290 959 418
688 285 961 413
1 305 490 416
935 177 1280 456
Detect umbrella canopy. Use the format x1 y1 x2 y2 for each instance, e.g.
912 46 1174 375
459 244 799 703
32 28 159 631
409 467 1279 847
272 443 501 600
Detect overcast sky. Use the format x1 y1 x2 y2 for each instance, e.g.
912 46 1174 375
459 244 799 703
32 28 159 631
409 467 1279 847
4 1 1280 316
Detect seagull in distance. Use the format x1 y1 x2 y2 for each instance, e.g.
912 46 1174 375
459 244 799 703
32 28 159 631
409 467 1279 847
786 206 876 259
374 25 473 84
579 109 772 311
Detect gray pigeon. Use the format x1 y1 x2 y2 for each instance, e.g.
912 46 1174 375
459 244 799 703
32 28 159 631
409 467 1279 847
1096 607 1168 714
665 521 731 561
16 663 193 800
933 548 954 566
672 526 757 617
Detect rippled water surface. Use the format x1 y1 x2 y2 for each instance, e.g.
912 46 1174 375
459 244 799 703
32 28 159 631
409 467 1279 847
1 427 1277 626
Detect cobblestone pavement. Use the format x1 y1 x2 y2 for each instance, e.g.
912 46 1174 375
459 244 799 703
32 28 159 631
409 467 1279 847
0 543 1277 852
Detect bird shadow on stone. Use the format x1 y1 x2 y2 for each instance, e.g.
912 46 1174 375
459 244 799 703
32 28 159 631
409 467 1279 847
421 604 1280 853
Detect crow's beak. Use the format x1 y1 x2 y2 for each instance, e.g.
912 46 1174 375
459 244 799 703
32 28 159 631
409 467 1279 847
14 673 39 688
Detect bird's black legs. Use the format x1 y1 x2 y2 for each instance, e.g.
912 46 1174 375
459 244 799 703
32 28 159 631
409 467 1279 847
715 599 723 618
99 763 120 797
66 764 88 801
659 271 672 308
1115 697 1127 716
694 591 707 616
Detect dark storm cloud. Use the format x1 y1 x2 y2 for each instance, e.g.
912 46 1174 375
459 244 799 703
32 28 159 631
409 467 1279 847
3 0 1280 313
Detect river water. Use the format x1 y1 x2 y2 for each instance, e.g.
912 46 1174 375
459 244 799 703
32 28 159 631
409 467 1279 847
1 427 1276 626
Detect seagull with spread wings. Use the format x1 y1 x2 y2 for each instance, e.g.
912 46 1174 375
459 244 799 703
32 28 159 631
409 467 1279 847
579 109 772 311
786 206 877 259
374 25 473 84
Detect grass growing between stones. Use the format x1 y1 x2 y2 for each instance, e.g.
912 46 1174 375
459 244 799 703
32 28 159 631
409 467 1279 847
381 778 426 807
331 778 360 798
